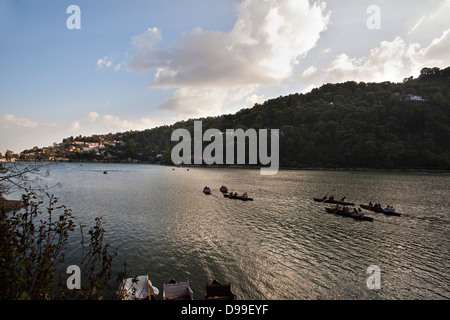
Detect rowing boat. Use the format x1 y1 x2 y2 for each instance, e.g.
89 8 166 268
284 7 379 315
359 204 401 216
163 279 194 300
223 193 253 201
314 198 355 206
325 207 373 221
205 280 234 300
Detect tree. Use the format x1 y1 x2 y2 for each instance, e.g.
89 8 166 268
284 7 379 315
0 164 121 299
5 150 13 161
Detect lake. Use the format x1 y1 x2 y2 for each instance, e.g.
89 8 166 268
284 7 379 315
32 163 450 299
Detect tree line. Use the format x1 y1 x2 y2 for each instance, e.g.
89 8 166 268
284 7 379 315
104 67 448 169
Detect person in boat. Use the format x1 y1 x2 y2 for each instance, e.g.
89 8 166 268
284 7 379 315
340 197 347 202
243 192 248 198
323 195 327 200
352 208 363 217
329 196 335 201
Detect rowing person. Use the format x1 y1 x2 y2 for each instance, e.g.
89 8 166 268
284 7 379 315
352 208 363 217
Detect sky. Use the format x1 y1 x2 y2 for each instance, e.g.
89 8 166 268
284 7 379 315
1 0 449 153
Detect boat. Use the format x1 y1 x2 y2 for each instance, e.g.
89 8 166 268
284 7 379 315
223 193 253 201
203 187 211 194
163 279 194 300
205 280 234 300
119 275 159 300
219 186 228 193
359 204 401 216
314 197 355 206
325 207 374 221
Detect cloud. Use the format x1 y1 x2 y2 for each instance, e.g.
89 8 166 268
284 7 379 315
96 54 126 72
245 93 265 108
407 0 450 43
84 112 154 132
414 29 450 68
130 0 329 88
0 114 56 129
157 86 260 116
85 111 100 122
128 0 330 116
96 56 113 69
301 26 450 86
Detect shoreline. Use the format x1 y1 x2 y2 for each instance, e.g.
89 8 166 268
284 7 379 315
7 160 449 174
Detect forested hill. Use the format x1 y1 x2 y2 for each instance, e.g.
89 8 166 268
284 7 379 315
66 67 450 169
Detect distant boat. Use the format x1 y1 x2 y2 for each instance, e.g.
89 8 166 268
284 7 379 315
203 187 211 194
224 193 253 201
360 204 401 216
313 197 355 206
205 280 234 300
119 275 159 300
163 279 194 300
103 170 108 174
325 207 373 221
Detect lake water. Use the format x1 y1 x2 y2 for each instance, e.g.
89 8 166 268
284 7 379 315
32 163 450 299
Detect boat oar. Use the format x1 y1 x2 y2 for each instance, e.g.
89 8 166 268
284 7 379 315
147 275 151 300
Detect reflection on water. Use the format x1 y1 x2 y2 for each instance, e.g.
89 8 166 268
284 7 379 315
42 163 449 299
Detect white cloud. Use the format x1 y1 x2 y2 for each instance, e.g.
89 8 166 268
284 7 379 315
84 112 154 132
96 54 127 72
0 114 56 129
407 0 450 43
301 66 317 78
85 111 100 122
414 29 450 69
128 0 330 116
69 121 80 131
96 56 113 69
245 93 265 108
301 26 450 86
132 0 329 87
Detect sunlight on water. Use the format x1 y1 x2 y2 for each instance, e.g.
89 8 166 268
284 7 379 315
40 163 449 299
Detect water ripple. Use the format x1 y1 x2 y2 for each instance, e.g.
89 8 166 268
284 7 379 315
44 164 450 299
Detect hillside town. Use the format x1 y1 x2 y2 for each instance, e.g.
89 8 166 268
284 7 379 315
0 136 164 164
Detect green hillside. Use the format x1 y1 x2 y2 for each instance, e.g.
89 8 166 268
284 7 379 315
40 66 450 170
